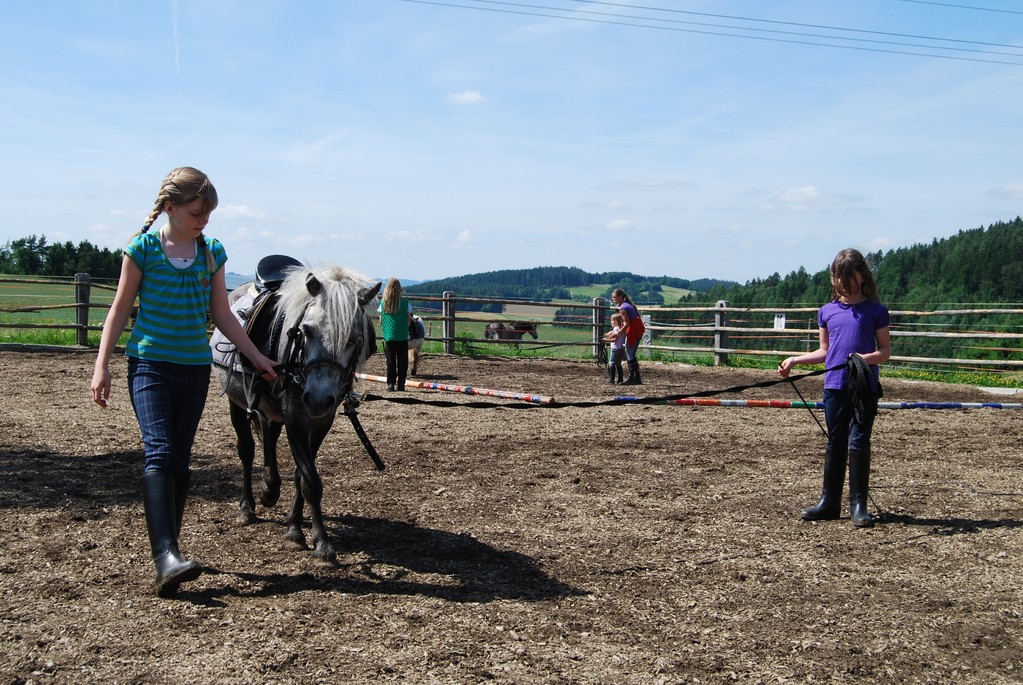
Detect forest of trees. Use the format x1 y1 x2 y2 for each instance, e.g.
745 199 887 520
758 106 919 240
691 217 1023 308
0 235 122 280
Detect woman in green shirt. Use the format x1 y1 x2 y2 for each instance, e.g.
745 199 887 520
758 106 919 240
377 277 413 391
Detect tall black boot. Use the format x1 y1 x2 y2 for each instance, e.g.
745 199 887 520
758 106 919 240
631 360 641 385
848 449 874 528
173 471 191 536
607 364 616 384
141 471 202 596
801 448 846 521
616 364 624 384
622 359 642 385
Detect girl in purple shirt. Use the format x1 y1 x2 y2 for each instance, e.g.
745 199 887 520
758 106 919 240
778 249 891 528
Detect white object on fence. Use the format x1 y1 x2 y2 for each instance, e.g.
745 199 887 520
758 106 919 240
642 315 652 357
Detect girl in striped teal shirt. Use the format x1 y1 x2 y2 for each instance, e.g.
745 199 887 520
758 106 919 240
91 167 278 596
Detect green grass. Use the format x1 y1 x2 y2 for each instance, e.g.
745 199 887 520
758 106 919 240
0 275 119 346
565 284 694 303
568 284 611 300
659 285 695 302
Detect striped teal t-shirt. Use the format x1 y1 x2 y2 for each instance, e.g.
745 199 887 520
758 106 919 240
124 231 228 365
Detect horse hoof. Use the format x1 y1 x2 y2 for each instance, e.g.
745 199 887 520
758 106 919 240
236 508 258 526
284 529 308 550
259 486 280 508
312 546 338 567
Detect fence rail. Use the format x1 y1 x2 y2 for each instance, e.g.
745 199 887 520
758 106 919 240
2 274 1023 372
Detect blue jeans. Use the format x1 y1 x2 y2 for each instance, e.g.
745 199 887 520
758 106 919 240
608 346 625 374
823 388 876 456
128 358 211 475
624 340 640 363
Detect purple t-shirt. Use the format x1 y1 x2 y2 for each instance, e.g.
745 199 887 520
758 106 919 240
818 299 890 390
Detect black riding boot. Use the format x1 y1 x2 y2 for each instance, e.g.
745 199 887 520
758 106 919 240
622 359 642 385
622 360 635 385
848 449 874 528
173 471 191 536
607 364 616 384
142 471 202 596
801 448 846 521
616 364 624 384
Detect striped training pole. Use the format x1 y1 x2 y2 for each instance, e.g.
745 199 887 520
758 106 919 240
613 396 1023 410
356 373 554 405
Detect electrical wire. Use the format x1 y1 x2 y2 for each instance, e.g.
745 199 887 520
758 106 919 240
394 0 1023 66
896 0 1023 15
567 0 1023 49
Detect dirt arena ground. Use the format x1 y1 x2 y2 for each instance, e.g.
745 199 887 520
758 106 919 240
1 349 1021 684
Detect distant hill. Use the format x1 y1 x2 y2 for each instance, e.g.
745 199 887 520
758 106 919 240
225 272 420 292
405 266 737 309
225 272 253 291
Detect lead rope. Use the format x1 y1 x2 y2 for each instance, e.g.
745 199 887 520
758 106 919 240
784 377 828 438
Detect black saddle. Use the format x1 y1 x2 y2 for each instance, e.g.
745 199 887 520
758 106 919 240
255 254 303 292
234 255 302 363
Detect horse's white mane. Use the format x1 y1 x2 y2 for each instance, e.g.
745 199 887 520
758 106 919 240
276 265 374 358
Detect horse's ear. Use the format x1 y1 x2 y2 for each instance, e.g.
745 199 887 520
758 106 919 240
358 281 382 307
305 273 322 296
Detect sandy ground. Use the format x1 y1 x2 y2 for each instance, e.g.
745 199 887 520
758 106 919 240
1 350 1021 684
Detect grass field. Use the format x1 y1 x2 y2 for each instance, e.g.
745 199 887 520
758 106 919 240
566 283 694 304
0 276 118 346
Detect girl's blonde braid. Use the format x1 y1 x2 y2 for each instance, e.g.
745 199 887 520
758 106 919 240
140 190 170 235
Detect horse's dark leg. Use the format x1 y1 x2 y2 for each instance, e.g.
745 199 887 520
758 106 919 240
258 420 283 508
283 467 308 551
229 402 259 525
286 423 336 564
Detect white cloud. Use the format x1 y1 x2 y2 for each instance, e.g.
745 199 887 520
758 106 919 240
287 131 349 163
389 229 444 244
605 177 696 192
448 90 486 105
216 205 267 220
606 218 633 231
291 233 326 246
864 236 893 252
233 226 275 240
757 185 843 213
992 183 1023 201
453 229 475 248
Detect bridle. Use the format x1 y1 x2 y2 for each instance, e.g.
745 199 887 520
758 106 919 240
272 302 367 403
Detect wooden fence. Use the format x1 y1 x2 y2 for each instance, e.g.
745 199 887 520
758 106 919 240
2 274 1023 372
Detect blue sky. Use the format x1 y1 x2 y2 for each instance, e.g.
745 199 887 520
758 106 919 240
2 1 1022 284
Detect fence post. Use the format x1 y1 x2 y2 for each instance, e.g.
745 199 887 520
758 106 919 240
592 297 606 360
714 299 729 366
75 272 91 346
442 291 456 354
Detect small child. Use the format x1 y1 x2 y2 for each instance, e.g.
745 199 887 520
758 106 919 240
603 312 626 384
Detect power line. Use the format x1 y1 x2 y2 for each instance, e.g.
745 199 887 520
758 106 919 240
896 0 1023 15
395 0 1023 66
567 0 1023 49
558 0 1023 58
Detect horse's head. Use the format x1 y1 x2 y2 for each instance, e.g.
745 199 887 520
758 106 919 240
277 267 380 419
